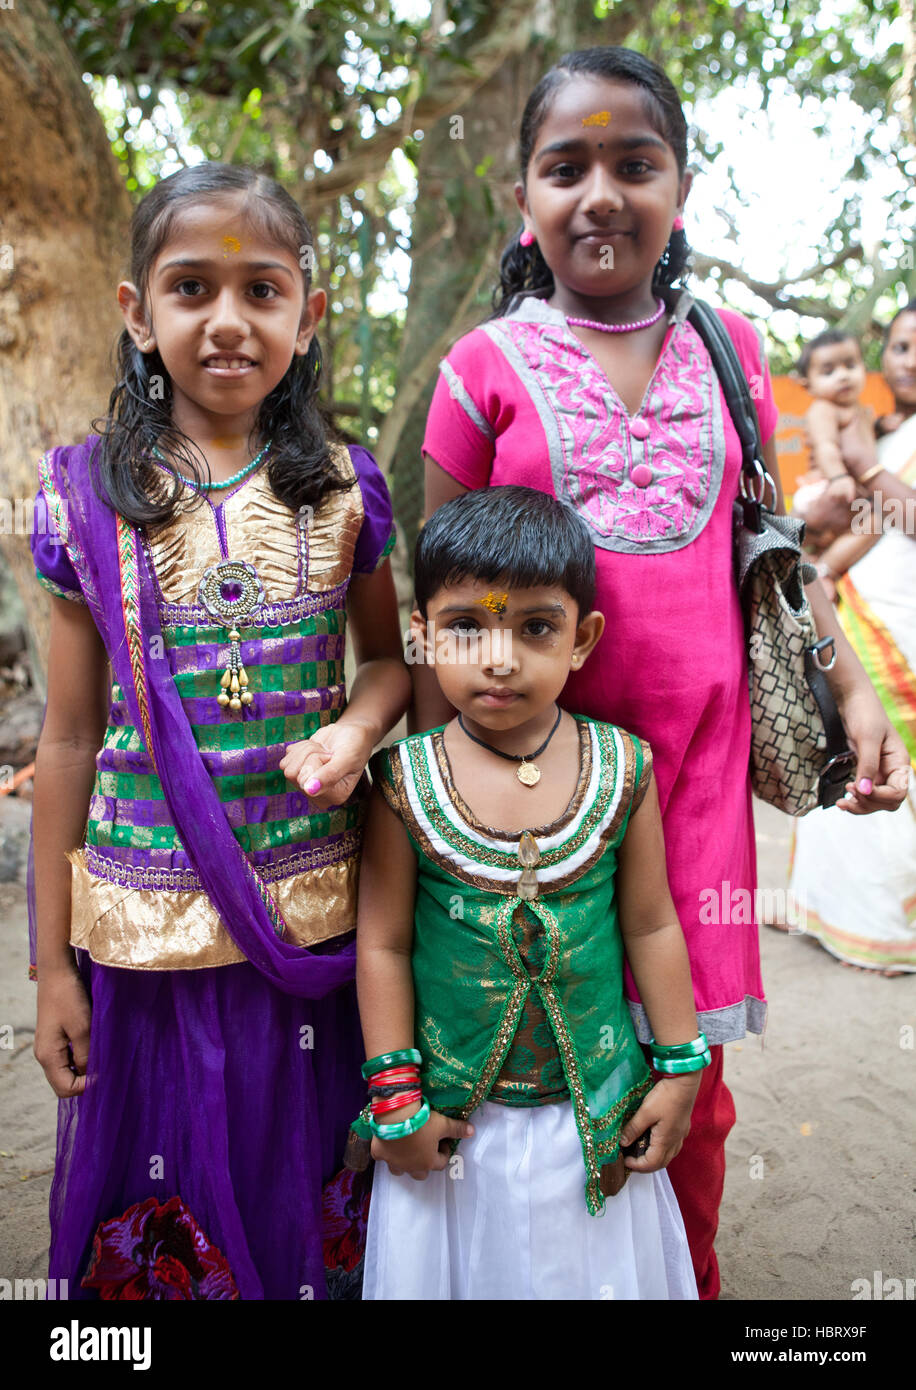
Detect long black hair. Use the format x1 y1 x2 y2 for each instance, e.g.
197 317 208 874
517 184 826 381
492 47 692 319
92 163 350 526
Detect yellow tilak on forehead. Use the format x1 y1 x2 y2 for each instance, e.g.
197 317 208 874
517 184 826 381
582 110 611 127
222 235 242 257
478 591 509 617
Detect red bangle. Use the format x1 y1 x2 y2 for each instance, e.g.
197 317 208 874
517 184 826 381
371 1089 422 1116
368 1068 420 1088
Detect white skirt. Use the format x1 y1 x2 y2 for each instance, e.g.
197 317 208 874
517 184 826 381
789 771 916 972
363 1100 697 1300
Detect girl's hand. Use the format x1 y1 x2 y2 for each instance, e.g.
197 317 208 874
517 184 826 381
833 681 911 814
618 1074 700 1173
280 721 375 810
34 963 92 1098
370 1109 474 1181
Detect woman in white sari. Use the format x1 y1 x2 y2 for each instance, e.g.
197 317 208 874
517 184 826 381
789 303 916 972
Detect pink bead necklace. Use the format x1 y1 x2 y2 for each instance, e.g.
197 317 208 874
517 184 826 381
566 298 665 334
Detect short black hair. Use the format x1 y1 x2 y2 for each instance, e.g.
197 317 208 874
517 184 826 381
797 328 861 378
414 487 596 618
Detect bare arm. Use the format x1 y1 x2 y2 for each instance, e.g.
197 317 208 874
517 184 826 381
356 787 418 1058
33 597 109 1095
818 528 882 581
356 786 472 1174
616 774 697 1047
615 772 700 1171
280 559 410 804
343 559 411 745
409 454 471 734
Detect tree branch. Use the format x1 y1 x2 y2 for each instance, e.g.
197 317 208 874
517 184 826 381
690 246 863 319
303 0 544 206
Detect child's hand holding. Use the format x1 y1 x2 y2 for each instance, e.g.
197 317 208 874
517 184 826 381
371 1108 474 1181
617 1074 701 1173
280 721 375 810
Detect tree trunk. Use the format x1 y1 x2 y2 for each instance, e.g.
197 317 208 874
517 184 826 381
0 0 131 693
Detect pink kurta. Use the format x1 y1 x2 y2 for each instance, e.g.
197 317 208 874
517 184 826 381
422 292 779 1044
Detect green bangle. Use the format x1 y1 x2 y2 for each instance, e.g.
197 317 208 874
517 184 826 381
649 1032 708 1059
361 1048 422 1079
653 1050 712 1075
368 1098 431 1140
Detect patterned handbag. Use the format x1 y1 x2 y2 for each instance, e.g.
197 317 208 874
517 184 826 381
687 300 856 814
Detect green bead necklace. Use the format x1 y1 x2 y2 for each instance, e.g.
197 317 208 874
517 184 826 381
151 440 271 491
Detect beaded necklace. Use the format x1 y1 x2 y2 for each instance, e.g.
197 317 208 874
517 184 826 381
151 440 271 491
566 298 665 334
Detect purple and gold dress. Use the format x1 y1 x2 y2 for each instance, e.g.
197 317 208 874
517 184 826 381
31 438 394 1299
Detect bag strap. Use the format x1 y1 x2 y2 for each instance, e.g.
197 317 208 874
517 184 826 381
686 299 769 533
685 298 855 805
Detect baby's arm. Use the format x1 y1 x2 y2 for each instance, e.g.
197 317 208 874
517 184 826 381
32 598 108 1096
806 400 857 500
615 772 701 1172
281 561 411 806
356 788 472 1177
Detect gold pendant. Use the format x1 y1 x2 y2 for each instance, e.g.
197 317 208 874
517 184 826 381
517 761 540 787
198 559 263 713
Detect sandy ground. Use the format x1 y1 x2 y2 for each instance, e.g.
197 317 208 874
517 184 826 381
1 797 913 1300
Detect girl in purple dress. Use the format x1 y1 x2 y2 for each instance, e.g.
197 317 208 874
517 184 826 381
30 164 410 1299
417 47 910 1298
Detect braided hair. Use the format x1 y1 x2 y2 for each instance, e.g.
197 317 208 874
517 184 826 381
492 47 692 319
92 163 350 526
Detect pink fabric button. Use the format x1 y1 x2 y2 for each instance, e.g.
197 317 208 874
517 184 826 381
628 417 650 439
630 464 653 489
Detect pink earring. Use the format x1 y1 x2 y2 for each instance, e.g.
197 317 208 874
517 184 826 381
520 229 535 247
672 215 685 232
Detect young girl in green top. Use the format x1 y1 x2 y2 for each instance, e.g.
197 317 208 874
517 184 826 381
356 485 704 1299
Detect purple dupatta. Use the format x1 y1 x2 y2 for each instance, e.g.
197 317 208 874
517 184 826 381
36 438 356 999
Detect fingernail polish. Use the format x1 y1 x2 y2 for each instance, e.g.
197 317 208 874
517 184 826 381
305 778 322 794
858 778 873 794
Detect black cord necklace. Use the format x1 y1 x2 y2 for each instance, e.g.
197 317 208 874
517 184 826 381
457 706 563 787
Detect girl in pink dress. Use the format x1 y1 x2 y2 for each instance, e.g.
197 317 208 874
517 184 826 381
418 46 910 1299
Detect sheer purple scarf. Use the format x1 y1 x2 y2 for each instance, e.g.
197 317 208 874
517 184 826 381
34 439 355 998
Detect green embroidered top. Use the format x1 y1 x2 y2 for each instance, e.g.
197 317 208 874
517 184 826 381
371 716 655 1216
